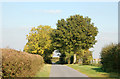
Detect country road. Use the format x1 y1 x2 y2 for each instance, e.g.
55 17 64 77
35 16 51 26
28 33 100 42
50 64 90 78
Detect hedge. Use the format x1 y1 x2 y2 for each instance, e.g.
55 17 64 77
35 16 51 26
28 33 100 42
1 48 44 77
100 43 120 73
0 50 2 78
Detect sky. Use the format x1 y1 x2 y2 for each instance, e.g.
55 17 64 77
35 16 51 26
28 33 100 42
0 2 118 58
0 0 119 2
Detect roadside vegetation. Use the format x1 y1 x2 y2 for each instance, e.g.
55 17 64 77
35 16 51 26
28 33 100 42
100 43 120 73
2 48 44 77
67 43 120 78
35 64 51 77
0 51 2 78
67 64 119 78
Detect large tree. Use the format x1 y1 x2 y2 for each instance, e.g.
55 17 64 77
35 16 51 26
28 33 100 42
51 15 98 64
24 25 53 63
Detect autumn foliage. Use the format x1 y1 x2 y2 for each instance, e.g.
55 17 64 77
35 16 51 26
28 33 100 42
24 25 53 63
1 48 44 77
24 25 53 55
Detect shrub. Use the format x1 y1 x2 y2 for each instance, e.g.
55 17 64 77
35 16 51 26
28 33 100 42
100 43 120 73
0 50 2 78
1 48 44 77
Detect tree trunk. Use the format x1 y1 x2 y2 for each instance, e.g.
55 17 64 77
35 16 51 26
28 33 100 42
68 59 70 64
73 54 76 64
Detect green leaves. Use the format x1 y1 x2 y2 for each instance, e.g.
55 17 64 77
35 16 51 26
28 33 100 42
52 14 98 51
24 14 98 64
100 43 120 72
51 14 98 64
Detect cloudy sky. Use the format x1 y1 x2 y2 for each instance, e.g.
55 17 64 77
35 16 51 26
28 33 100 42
0 2 118 58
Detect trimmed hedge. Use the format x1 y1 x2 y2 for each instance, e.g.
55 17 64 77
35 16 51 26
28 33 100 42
100 43 120 73
0 50 2 78
1 48 44 77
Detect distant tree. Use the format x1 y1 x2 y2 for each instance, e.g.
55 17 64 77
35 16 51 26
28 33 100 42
51 15 98 64
82 50 93 65
24 25 53 63
74 49 93 64
75 49 85 64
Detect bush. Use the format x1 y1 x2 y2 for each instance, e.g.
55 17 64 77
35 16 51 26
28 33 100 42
100 43 120 73
0 50 2 78
1 48 44 77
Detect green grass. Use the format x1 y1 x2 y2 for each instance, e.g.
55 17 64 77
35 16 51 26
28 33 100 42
67 64 119 78
35 64 51 77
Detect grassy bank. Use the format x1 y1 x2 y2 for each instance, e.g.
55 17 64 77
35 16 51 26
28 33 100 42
67 64 119 78
35 64 51 77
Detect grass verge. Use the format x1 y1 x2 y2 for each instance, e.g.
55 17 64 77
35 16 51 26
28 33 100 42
67 64 119 78
35 64 51 77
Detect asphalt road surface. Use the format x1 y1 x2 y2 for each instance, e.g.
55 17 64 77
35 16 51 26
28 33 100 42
50 64 90 78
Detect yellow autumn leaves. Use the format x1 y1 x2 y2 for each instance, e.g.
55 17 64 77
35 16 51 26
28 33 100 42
24 25 53 55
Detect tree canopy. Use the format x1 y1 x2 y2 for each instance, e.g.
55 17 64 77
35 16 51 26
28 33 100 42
51 15 98 63
24 14 98 64
24 25 53 63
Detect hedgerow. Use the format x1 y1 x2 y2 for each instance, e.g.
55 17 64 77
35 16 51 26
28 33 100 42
100 43 120 73
1 48 44 77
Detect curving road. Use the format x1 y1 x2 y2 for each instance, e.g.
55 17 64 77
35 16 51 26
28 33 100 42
50 64 90 78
